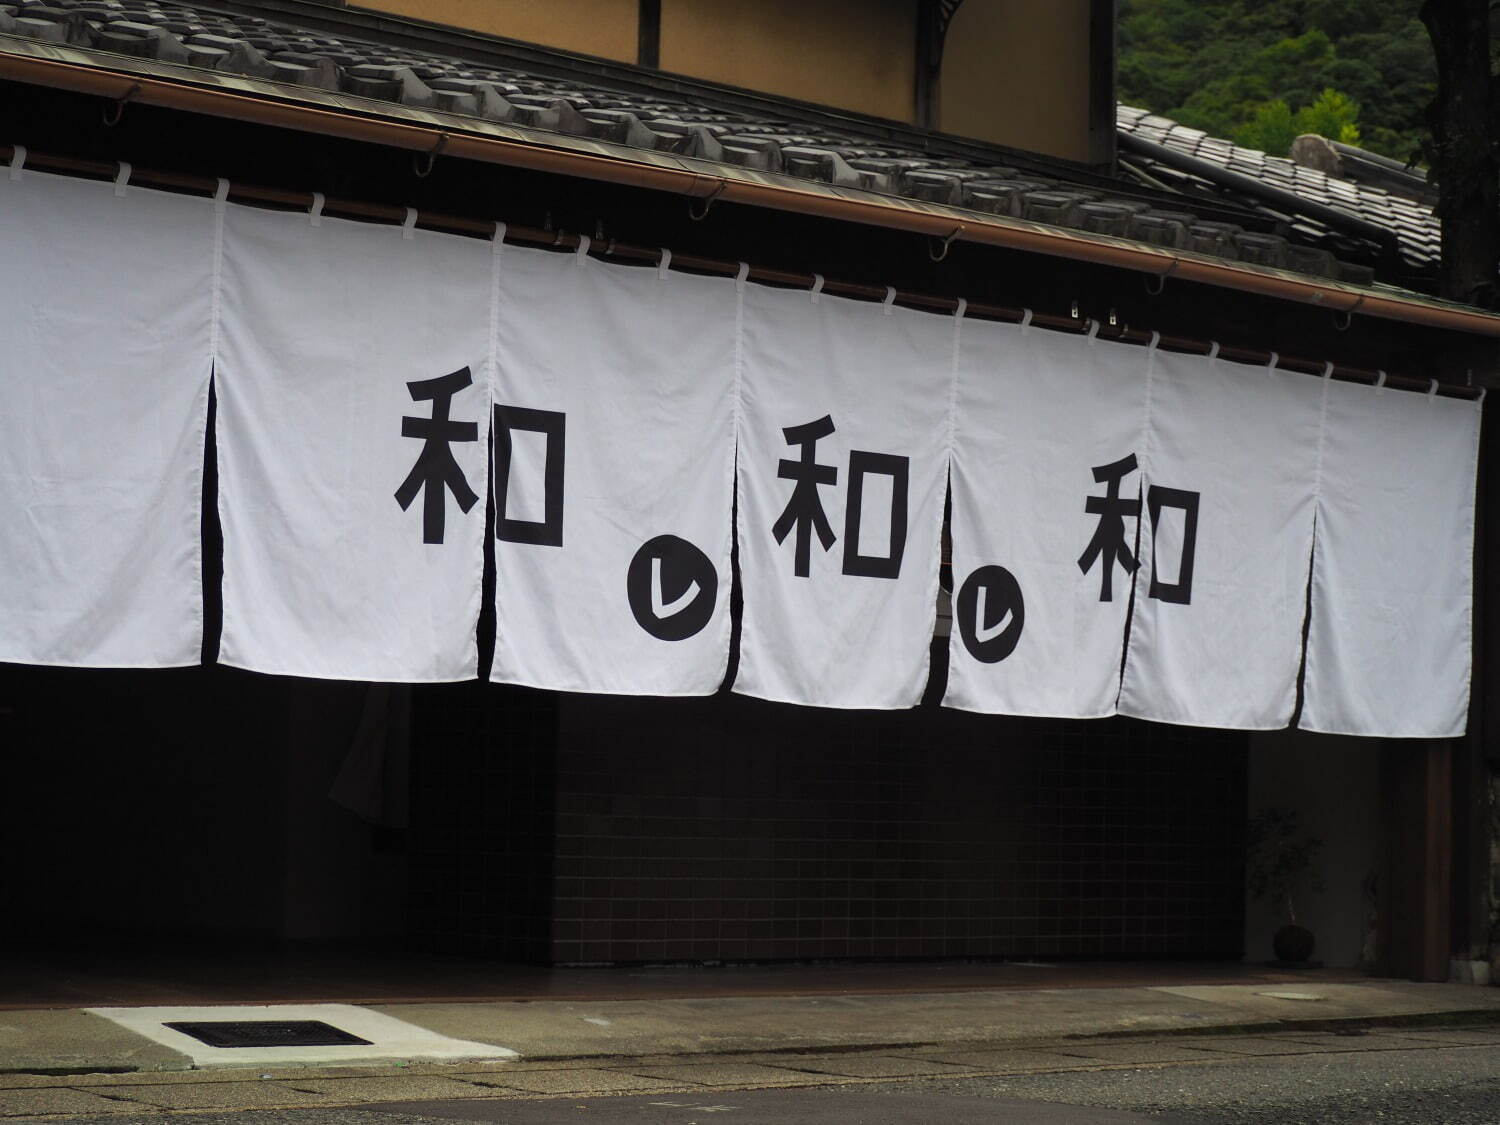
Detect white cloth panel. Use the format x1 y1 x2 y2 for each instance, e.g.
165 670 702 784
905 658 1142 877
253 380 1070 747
1118 352 1323 728
217 207 491 681
944 324 1150 718
735 285 954 708
1300 381 1480 737
489 248 738 694
0 170 214 667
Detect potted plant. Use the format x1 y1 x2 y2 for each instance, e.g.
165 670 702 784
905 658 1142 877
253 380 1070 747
1246 807 1325 965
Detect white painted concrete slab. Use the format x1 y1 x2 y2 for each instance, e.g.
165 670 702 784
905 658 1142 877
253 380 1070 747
87 1004 518 1068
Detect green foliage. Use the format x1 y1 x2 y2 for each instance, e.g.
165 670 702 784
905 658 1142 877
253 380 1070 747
1246 808 1325 926
1231 89 1360 155
1119 0 1434 162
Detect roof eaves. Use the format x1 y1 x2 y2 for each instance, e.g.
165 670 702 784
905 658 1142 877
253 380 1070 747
5 34 1498 339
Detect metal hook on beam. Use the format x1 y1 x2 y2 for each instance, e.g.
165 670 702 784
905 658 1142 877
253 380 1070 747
687 180 727 221
928 225 964 262
102 82 141 127
413 133 448 179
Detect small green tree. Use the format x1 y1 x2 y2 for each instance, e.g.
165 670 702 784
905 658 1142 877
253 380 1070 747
1231 89 1361 155
1232 100 1299 155
1246 808 1325 926
1296 88 1362 146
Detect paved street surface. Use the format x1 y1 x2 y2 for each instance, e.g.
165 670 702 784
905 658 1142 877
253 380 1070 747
6 1025 1500 1123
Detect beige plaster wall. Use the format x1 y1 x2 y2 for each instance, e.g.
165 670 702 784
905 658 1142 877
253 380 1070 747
355 0 640 63
938 0 1093 162
660 0 918 123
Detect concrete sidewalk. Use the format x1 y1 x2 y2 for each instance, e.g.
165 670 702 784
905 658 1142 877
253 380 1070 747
1 975 1499 1120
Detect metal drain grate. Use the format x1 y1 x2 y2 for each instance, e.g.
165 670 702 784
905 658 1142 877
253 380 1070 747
163 1020 373 1048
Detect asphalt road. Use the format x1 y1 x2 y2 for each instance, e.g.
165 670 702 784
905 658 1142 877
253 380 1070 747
14 1035 1500 1124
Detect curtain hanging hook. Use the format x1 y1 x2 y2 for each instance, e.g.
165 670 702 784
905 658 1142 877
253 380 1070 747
401 207 418 239
1333 308 1353 332
687 180 726 221
735 261 749 291
413 133 448 179
657 247 672 281
1266 351 1279 374
8 144 25 180
112 161 132 197
308 191 325 226
928 225 963 262
882 286 897 315
1144 271 1166 296
810 273 825 304
102 82 140 127
953 297 967 320
573 232 591 264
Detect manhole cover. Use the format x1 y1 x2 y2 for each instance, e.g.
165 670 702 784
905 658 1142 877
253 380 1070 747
163 1020 373 1048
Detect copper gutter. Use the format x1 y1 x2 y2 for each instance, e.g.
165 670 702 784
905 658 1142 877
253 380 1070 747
2 47 1498 341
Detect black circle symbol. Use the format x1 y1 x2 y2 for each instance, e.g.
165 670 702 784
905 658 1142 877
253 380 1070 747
627 535 718 641
956 565 1025 664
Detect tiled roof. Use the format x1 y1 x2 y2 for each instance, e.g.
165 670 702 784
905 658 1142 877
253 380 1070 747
0 0 1429 289
1116 105 1440 275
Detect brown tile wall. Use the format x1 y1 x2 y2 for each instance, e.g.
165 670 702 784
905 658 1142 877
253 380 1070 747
408 673 1246 966
548 692 1247 965
409 680 558 961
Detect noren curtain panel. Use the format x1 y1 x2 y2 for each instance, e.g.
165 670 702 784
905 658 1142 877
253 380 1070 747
0 172 1481 738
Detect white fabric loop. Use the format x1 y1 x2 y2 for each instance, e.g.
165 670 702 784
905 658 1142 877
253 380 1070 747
810 273 824 304
1375 369 1388 391
1266 351 1279 374
400 207 417 239
8 144 25 180
213 178 230 208
1207 340 1220 362
882 286 897 315
735 261 749 291
953 297 967 320
113 161 131 196
309 192 325 226
657 247 671 280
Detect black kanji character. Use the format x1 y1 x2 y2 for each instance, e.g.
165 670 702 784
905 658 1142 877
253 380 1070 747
394 367 479 545
494 404 567 547
1077 452 1141 602
772 414 839 577
1146 485 1200 605
841 450 910 579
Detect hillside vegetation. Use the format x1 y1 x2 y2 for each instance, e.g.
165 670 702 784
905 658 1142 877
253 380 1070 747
1118 0 1435 161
